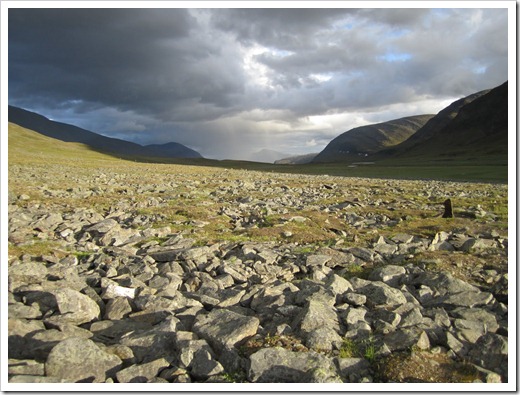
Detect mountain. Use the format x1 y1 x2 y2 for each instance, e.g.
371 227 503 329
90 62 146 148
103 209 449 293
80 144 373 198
312 115 434 163
275 153 318 164
8 106 203 159
383 81 508 160
246 149 291 163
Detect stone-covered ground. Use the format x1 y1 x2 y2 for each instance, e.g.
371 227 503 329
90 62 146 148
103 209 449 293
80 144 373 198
7 161 509 384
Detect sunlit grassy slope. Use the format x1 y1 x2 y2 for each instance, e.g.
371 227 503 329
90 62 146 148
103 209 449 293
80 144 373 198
8 122 118 166
8 122 507 183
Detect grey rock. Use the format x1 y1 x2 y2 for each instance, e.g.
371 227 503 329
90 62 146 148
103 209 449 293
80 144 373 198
467 333 508 381
306 254 332 267
176 339 214 368
46 288 100 325
116 357 171 383
8 359 45 376
436 290 494 308
344 292 367 306
45 337 122 382
305 327 343 351
9 262 48 288
334 357 371 383
368 265 406 287
293 299 340 336
192 308 260 353
358 281 407 308
8 302 42 319
248 347 338 383
120 330 176 363
383 329 430 352
325 274 353 297
9 375 68 383
451 307 499 333
104 297 133 320
189 350 225 380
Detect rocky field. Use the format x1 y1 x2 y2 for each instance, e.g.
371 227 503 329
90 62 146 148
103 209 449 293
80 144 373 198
7 157 509 385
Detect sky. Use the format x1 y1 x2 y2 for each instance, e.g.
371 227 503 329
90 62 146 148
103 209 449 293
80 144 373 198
7 3 510 160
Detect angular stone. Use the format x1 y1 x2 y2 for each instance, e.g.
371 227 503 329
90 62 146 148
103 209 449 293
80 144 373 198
429 240 455 252
306 255 332 267
85 218 118 235
383 329 430 352
467 333 508 381
248 347 338 383
451 308 499 333
9 375 68 383
368 265 406 287
325 274 353 297
334 357 371 383
192 308 260 353
116 357 171 383
8 318 46 359
347 247 374 262
358 281 407 308
120 330 176 363
176 339 213 368
305 327 343 351
189 350 225 380
104 297 133 320
8 302 42 319
343 307 368 326
438 291 494 308
8 359 45 376
293 299 340 336
46 288 100 325
9 262 48 286
411 272 479 295
373 243 398 255
344 292 367 306
101 283 136 299
45 337 122 382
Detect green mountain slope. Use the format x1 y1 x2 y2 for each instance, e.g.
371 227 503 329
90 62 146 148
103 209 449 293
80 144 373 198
312 115 434 163
8 106 203 159
391 81 508 162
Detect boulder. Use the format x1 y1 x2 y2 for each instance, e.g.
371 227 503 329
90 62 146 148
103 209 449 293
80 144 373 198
45 337 122 382
248 347 339 383
358 281 407 308
192 308 260 354
46 288 100 325
115 357 171 383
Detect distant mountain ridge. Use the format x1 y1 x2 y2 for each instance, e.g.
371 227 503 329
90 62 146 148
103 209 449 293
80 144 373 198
312 114 434 163
383 81 507 160
310 81 507 164
275 153 317 164
8 106 203 159
246 149 291 163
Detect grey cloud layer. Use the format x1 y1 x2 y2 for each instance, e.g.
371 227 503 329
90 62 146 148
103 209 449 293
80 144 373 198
8 7 508 159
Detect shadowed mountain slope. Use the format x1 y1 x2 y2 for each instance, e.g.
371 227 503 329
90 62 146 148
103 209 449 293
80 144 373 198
312 115 434 163
385 81 508 161
8 106 202 159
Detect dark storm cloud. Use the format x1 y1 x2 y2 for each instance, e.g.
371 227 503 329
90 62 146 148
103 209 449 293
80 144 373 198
7 5 509 159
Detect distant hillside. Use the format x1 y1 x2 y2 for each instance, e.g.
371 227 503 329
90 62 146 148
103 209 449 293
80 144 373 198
312 115 434 163
8 106 203 159
275 153 317 165
246 149 291 163
8 122 118 165
385 81 508 161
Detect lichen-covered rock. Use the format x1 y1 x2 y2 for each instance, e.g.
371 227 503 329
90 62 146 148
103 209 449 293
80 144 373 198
248 347 338 383
46 288 100 325
45 337 122 382
115 358 171 383
192 308 260 354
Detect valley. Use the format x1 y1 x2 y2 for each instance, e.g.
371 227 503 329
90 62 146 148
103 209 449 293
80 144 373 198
6 123 509 385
